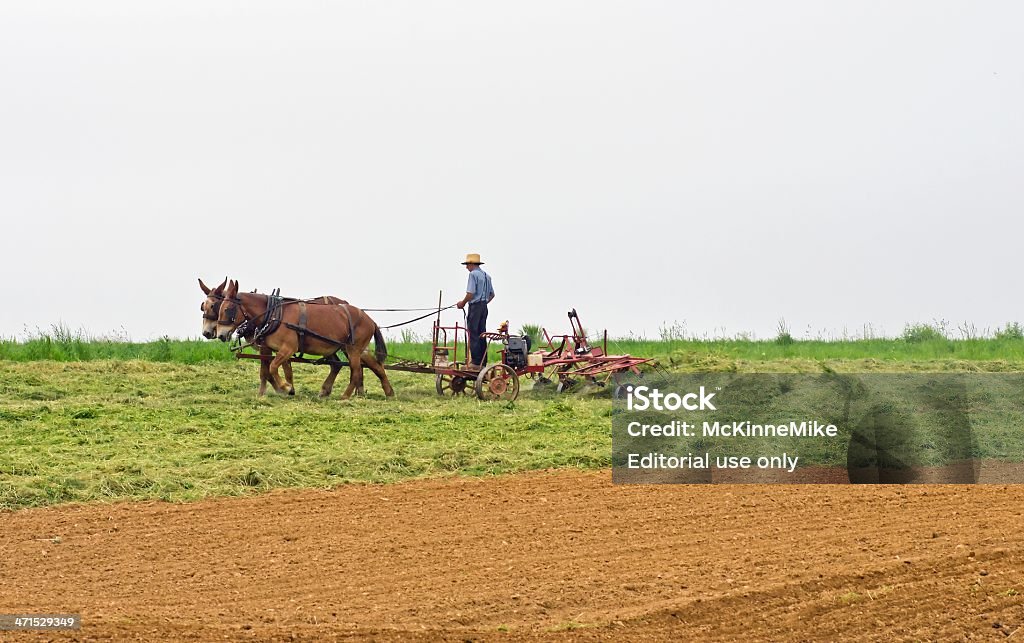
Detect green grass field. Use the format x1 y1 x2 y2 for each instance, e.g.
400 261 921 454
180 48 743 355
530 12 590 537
0 360 614 510
2 333 1023 510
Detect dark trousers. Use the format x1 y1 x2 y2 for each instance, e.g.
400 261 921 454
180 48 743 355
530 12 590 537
467 302 488 366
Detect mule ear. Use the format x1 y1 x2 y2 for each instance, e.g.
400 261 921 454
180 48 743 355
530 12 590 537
213 277 227 295
226 280 238 298
199 278 211 295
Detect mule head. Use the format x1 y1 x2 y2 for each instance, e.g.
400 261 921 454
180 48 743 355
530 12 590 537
199 277 228 339
215 280 245 342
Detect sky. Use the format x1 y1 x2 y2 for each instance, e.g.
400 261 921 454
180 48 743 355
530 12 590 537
1 1 1021 341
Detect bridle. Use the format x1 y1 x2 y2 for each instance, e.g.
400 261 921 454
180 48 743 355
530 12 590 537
201 293 225 322
216 293 269 336
218 295 247 331
216 290 290 347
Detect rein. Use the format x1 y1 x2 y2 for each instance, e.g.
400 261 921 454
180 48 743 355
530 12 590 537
379 304 459 329
219 291 459 353
362 306 451 312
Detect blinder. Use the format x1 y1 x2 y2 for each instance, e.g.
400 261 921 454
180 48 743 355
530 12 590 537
222 298 242 327
202 293 226 322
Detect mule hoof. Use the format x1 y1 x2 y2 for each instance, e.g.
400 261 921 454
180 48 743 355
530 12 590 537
288 388 295 396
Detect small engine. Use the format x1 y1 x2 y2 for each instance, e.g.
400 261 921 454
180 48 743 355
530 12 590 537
503 335 531 369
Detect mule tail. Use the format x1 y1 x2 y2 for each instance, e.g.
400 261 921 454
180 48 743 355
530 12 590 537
373 325 388 364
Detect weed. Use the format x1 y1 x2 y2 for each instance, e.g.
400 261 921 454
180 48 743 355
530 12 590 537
399 328 421 344
658 321 687 342
519 324 542 347
996 323 1024 341
901 323 946 343
775 318 794 346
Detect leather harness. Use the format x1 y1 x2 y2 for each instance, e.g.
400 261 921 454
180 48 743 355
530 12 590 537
231 292 357 357
283 301 355 356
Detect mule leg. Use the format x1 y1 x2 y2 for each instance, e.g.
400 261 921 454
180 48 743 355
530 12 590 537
283 360 295 396
319 353 344 399
259 347 294 395
339 347 364 399
361 353 395 398
267 345 297 395
258 346 273 396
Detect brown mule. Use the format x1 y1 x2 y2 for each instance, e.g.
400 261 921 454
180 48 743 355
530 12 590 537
201 278 351 396
215 280 394 399
201 278 301 396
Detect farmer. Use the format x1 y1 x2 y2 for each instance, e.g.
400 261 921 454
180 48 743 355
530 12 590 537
455 253 495 370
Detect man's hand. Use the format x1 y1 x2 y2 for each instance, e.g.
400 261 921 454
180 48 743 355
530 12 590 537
456 301 466 310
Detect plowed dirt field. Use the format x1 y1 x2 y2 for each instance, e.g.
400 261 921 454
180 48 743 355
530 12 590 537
2 469 1023 641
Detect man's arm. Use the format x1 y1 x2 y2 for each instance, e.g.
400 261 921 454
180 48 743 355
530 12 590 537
457 273 476 309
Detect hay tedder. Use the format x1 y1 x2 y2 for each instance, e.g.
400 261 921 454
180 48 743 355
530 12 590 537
425 309 653 402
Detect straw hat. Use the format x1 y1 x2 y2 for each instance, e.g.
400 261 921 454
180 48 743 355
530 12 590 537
461 253 484 265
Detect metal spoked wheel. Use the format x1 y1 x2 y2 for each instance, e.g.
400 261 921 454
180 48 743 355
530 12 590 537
436 373 469 397
475 364 520 402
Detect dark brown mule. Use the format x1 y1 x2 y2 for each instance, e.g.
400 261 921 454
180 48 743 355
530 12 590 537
215 280 394 399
